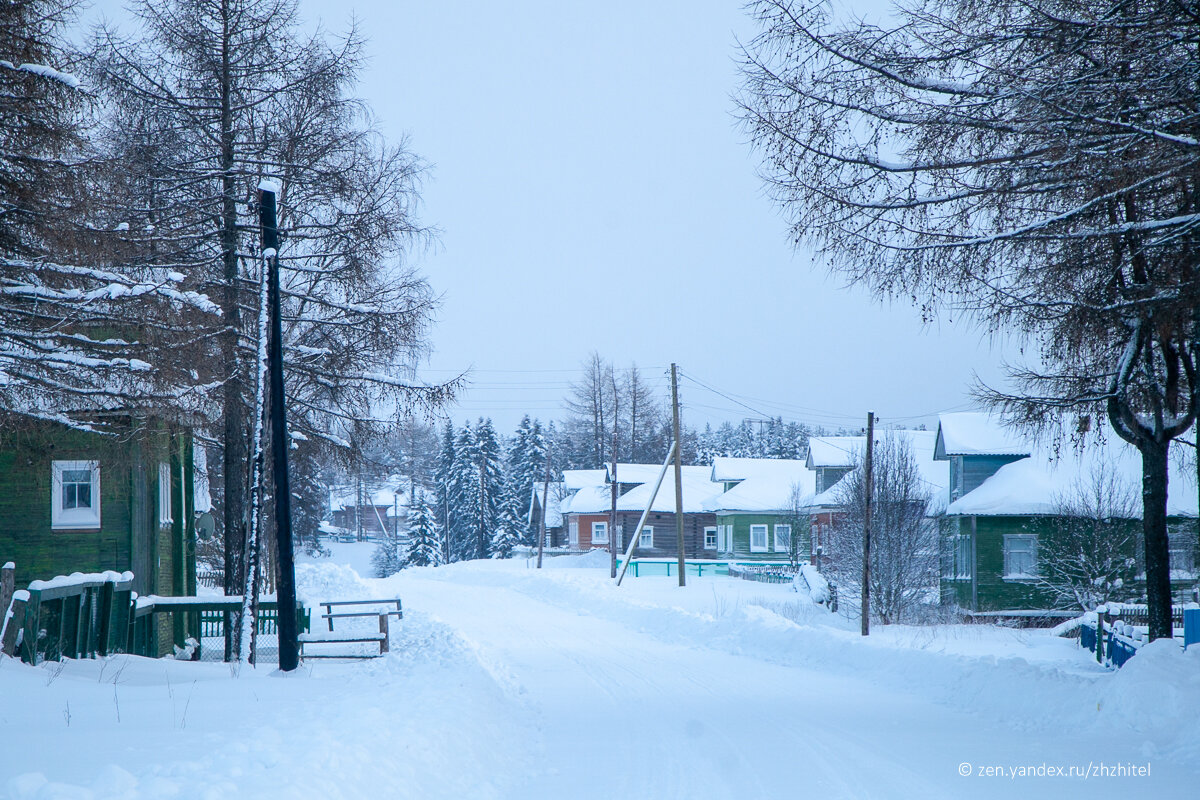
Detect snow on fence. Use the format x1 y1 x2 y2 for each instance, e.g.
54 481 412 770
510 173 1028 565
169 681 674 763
0 565 307 665
1077 603 1199 668
727 564 797 585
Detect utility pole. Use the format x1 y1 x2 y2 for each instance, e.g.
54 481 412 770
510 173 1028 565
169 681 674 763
671 364 685 587
259 182 298 671
861 410 874 637
538 444 551 569
610 370 620 579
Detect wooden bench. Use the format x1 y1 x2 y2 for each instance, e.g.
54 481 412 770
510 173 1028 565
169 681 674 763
300 598 403 659
320 598 403 631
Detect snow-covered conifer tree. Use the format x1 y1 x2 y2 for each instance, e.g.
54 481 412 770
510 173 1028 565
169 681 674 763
403 500 442 568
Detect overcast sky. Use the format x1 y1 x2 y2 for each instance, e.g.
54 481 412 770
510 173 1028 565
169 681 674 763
88 0 1014 434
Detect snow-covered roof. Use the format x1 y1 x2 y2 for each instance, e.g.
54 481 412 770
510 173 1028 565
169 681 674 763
806 430 949 515
806 437 865 469
329 478 412 516
934 412 1031 459
562 485 614 515
710 457 809 484
529 481 568 528
616 466 723 514
705 459 816 513
606 462 672 484
562 469 608 490
947 437 1198 518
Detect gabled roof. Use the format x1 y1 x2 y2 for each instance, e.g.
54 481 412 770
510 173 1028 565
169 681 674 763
562 485 613 515
562 469 608 489
934 412 1031 459
704 459 816 513
710 456 809 483
807 430 949 515
806 436 865 469
605 462 674 484
946 437 1198 518
616 466 723 514
528 481 568 528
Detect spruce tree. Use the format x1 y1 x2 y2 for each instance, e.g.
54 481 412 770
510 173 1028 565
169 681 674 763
507 415 547 544
403 499 443 568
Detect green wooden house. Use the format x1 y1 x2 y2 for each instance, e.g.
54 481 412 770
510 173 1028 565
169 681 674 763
936 412 1199 612
704 457 815 562
0 416 198 599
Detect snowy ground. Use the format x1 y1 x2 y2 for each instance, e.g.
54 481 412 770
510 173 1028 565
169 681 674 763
3 550 1199 799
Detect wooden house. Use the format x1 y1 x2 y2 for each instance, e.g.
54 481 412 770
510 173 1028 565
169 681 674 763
704 457 814 562
613 465 722 560
0 417 198 599
528 481 567 548
558 469 611 550
327 479 409 541
936 413 1198 612
806 430 948 564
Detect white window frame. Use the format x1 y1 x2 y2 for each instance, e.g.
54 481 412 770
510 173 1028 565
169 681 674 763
704 526 717 550
592 520 608 544
158 462 173 527
948 534 972 580
773 524 792 554
51 460 101 530
615 524 624 548
640 525 654 548
569 520 579 547
1002 534 1037 579
749 524 768 553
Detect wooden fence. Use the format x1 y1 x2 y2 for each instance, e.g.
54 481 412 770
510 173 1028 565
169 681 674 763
1 566 306 665
1079 603 1197 668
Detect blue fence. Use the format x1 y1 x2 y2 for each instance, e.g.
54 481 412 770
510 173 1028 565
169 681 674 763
1080 604 1198 668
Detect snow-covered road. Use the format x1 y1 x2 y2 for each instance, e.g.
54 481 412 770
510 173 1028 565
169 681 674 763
3 555 1198 799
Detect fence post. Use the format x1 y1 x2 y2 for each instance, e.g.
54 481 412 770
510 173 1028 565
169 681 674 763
0 563 13 623
1097 609 1107 664
1 595 25 657
378 613 389 655
1185 608 1200 651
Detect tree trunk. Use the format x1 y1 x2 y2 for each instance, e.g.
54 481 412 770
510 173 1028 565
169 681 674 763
220 1 245 596
1140 439 1174 641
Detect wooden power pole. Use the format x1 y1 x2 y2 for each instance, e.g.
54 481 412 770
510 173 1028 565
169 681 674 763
861 410 875 637
538 444 551 569
610 371 620 579
671 364 685 587
260 183 298 671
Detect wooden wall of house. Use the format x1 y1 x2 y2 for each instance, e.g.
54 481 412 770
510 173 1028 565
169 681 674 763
0 424 134 587
614 511 719 560
950 455 1027 502
716 512 806 562
570 514 609 549
0 420 194 596
941 513 1196 612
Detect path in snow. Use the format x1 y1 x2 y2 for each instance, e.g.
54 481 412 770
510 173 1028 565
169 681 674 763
394 565 1194 800
4 559 1196 799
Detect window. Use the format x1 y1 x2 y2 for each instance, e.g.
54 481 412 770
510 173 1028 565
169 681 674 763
52 460 101 530
1003 534 1037 579
158 462 173 527
640 526 654 548
945 534 973 579
592 521 608 544
774 524 792 553
1168 524 1197 578
750 524 768 553
616 524 624 548
569 520 579 547
704 526 717 550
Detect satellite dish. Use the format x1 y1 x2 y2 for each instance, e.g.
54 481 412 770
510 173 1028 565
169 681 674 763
195 512 216 542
